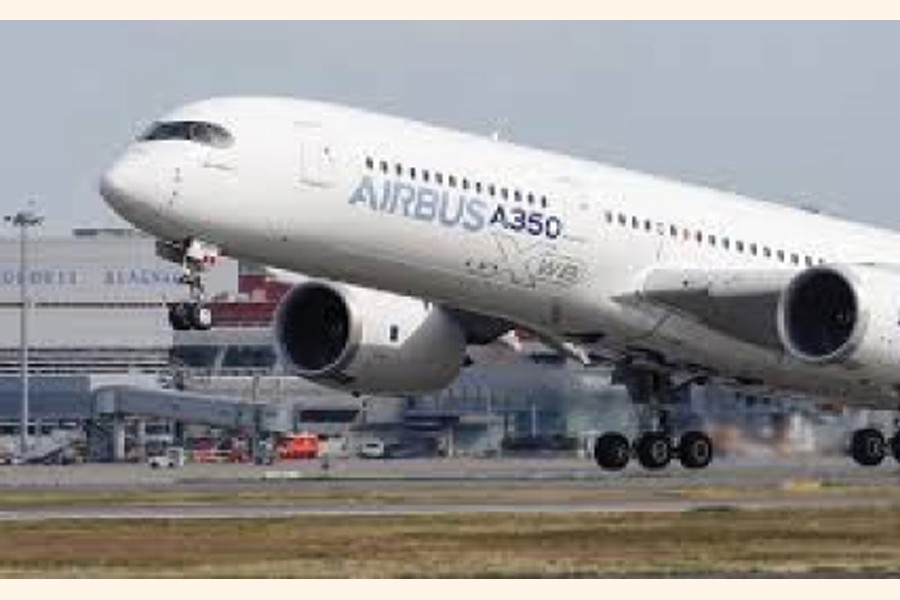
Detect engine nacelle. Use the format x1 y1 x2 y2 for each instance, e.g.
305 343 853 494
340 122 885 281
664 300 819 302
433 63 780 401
777 264 900 371
274 281 467 393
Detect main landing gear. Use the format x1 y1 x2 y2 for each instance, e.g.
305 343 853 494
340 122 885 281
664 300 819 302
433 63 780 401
163 238 216 332
592 368 714 472
848 424 900 467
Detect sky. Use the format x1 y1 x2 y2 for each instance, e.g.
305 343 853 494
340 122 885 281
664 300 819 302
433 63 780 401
3 21 900 235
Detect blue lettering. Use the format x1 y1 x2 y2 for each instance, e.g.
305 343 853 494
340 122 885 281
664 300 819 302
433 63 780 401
464 199 487 232
438 194 465 227
414 188 439 222
349 176 379 209
394 182 417 217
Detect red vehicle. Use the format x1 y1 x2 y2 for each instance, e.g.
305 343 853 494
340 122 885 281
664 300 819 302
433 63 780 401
277 433 319 460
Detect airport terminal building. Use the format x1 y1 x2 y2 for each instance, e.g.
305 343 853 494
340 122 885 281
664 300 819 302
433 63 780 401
0 229 857 462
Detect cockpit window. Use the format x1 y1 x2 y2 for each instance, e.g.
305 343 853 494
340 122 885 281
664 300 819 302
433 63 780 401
139 121 233 148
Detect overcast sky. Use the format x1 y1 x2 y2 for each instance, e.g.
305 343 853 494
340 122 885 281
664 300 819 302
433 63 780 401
3 21 900 235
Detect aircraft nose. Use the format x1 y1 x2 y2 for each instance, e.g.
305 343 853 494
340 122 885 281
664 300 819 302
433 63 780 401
99 155 159 218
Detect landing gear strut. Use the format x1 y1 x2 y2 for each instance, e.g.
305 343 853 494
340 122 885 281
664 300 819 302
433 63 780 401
162 238 216 331
592 367 715 472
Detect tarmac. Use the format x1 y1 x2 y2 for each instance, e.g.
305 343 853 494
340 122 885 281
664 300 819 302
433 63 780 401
0 455 898 521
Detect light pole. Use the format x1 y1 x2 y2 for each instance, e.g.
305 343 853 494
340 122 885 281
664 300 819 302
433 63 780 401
4 209 43 458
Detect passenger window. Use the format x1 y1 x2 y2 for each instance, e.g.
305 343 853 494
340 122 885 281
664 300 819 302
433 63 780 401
749 243 757 256
448 175 456 187
365 157 374 170
410 167 417 180
804 256 813 266
379 160 388 173
618 214 627 226
422 170 430 183
389 325 399 343
736 241 744 253
708 234 716 246
777 250 785 261
475 181 482 193
501 188 509 200
670 225 678 237
527 193 535 205
722 238 730 249
395 164 403 176
435 172 443 184
695 231 703 243
645 219 652 232
541 196 548 208
514 190 522 202
763 247 771 258
462 179 470 191
488 184 496 196
791 253 799 265
605 211 613 223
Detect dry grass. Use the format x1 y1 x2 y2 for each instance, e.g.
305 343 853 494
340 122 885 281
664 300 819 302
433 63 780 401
0 507 899 577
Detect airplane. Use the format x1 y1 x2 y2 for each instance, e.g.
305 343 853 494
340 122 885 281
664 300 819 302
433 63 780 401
100 96 900 471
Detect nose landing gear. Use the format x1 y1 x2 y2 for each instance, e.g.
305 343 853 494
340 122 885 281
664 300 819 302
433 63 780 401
160 238 218 332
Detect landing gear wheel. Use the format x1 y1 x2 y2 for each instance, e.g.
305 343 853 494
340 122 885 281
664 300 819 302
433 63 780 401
635 432 672 470
890 433 900 463
678 431 713 469
593 433 631 471
850 428 886 466
190 303 213 330
168 302 192 331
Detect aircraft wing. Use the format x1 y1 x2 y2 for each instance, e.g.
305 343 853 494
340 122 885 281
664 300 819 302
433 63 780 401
638 268 796 350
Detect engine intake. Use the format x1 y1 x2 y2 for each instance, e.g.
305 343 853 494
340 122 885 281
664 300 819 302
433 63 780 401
778 267 861 363
275 283 359 375
274 280 467 393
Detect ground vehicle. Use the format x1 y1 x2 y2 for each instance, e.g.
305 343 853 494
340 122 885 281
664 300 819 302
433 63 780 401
148 447 186 469
277 433 319 460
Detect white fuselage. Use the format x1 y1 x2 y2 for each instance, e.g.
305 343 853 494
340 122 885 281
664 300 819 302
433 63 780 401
101 97 900 407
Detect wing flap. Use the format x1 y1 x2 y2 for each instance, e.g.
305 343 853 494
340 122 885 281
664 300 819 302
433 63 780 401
640 268 794 350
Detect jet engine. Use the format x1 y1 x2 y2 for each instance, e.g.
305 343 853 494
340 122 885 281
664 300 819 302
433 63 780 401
777 264 900 371
274 281 467 393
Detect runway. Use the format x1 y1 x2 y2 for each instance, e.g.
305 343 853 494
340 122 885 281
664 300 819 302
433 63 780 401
0 456 898 521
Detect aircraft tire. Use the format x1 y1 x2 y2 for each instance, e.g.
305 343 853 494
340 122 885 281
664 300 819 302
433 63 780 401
168 302 192 331
890 432 900 463
635 432 672 470
850 428 886 467
678 431 714 469
593 432 631 471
